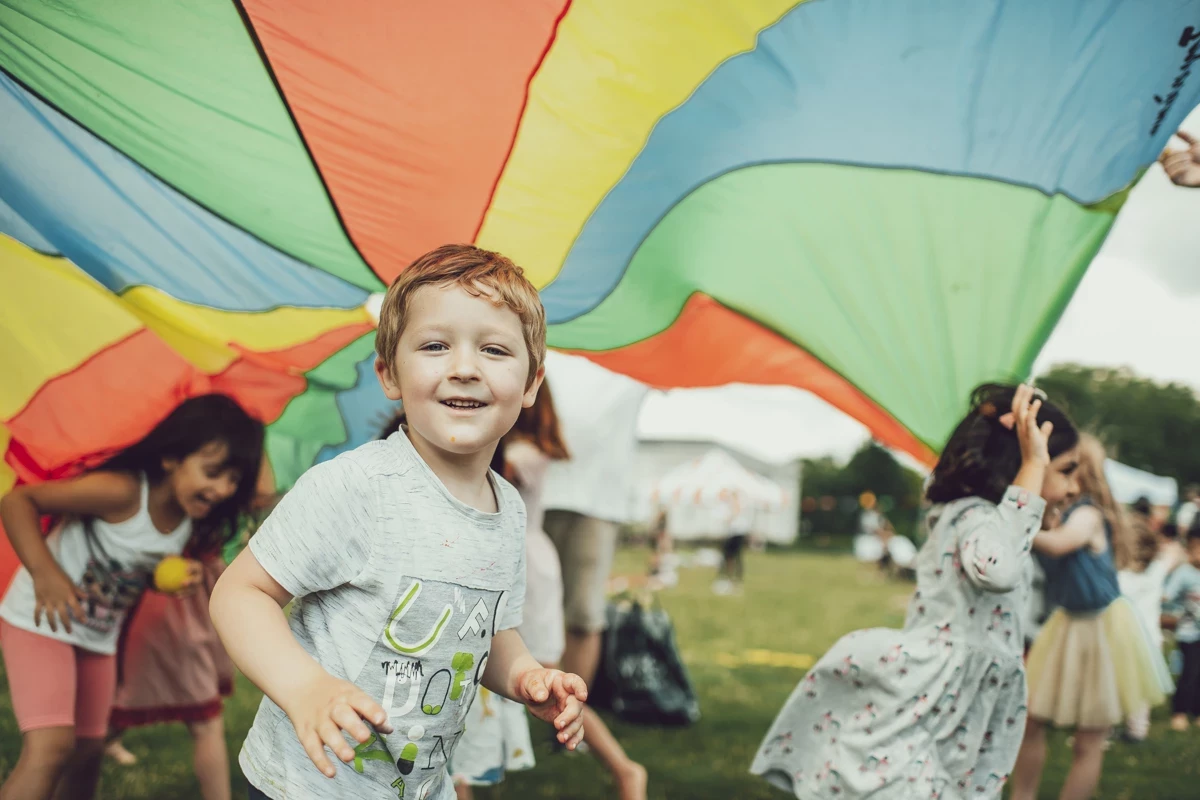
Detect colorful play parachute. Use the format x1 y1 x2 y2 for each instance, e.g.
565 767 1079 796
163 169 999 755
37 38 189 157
3 1 1200 522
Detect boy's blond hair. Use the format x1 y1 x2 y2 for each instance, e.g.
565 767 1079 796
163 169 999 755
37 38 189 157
375 244 546 386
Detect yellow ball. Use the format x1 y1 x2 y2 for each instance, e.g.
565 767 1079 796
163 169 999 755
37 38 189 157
154 556 191 593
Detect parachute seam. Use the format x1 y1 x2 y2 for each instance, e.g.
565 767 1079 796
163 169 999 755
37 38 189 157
0 66 378 301
231 1 384 289
472 0 574 242
543 159 1123 325
1 326 145 424
554 291 938 461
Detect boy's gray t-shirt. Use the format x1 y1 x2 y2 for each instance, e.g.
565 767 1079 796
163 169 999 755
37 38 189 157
240 432 526 800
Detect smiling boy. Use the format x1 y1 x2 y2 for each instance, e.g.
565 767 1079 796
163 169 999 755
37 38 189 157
211 245 587 800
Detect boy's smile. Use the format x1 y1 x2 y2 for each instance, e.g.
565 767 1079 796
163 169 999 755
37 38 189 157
375 282 541 470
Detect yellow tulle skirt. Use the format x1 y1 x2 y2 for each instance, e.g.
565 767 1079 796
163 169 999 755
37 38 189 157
1027 596 1173 729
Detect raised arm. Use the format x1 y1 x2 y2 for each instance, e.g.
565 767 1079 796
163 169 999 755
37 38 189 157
956 385 1051 593
957 487 1046 593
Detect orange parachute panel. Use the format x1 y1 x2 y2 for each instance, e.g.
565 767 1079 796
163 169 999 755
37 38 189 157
568 294 935 465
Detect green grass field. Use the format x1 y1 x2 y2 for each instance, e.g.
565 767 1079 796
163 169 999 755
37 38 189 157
2 550 1197 798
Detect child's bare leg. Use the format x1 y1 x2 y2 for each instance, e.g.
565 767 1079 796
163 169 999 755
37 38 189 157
49 735 104 800
1058 727 1108 800
579 707 647 800
560 632 602 687
187 716 231 800
454 782 474 800
1 727 75 800
1009 717 1047 800
542 658 646 800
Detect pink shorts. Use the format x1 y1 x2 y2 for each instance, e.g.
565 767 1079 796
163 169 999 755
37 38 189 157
0 620 117 738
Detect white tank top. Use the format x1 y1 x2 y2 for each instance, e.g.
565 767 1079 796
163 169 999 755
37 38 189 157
0 475 192 654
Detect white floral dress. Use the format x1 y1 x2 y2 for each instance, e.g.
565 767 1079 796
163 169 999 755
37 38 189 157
752 487 1045 799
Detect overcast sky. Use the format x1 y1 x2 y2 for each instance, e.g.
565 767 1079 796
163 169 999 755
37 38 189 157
634 108 1200 467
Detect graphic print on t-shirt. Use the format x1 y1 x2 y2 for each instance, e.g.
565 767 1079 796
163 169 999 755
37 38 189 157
76 523 153 633
348 577 508 800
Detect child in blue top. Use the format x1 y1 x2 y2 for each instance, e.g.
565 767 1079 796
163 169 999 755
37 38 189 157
1163 525 1200 731
1011 435 1172 800
752 384 1081 799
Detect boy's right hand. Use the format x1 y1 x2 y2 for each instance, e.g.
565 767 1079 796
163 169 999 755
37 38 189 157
283 672 393 778
31 564 85 634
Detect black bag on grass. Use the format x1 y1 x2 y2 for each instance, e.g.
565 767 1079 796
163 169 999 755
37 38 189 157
589 595 700 726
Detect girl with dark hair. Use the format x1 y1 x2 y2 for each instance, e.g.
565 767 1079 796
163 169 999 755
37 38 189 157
0 394 263 800
104 454 276 800
1011 436 1173 800
752 385 1081 799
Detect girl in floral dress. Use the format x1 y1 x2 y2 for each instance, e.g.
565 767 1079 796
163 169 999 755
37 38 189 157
752 385 1081 799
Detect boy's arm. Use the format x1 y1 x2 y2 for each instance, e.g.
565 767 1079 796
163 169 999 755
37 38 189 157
480 627 543 701
482 628 587 749
210 548 389 778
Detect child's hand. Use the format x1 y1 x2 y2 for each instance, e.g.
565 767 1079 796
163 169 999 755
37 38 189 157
515 668 588 749
1160 130 1200 187
1003 384 1052 468
282 672 393 778
173 559 207 597
31 564 85 633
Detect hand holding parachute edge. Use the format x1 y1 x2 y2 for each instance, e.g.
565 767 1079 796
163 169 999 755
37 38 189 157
1160 129 1200 187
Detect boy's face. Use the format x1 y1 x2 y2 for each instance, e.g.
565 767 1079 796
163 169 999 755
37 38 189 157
375 282 542 460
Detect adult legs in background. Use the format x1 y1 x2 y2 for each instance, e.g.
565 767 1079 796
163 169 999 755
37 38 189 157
543 511 645 800
725 535 747 583
1172 640 1200 730
544 510 618 688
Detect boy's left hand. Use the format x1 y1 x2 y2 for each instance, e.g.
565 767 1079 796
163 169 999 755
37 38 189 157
515 668 587 749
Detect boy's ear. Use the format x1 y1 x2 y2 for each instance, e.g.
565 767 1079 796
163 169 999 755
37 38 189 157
522 366 546 408
161 456 180 474
375 356 403 401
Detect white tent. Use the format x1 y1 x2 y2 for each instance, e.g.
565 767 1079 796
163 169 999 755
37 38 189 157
1104 459 1178 508
651 450 791 544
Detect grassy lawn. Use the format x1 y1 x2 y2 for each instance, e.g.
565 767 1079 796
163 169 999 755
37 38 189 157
2 549 1196 798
